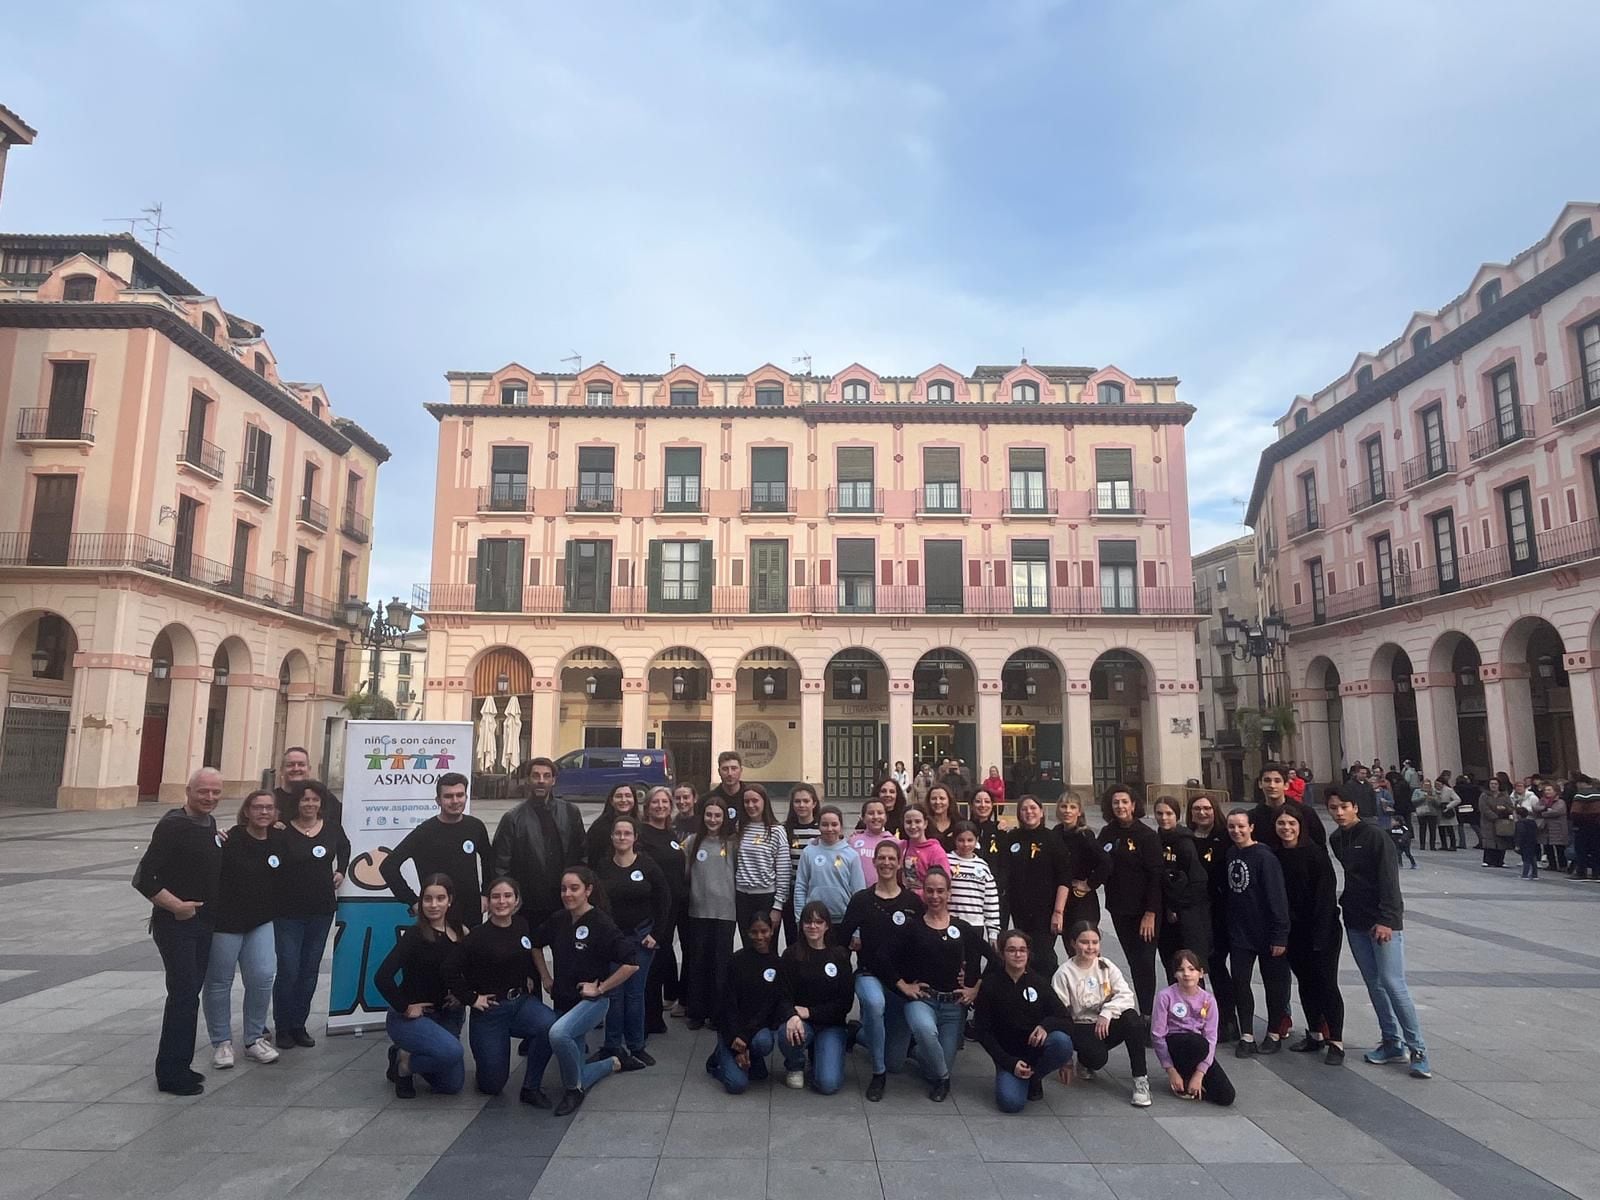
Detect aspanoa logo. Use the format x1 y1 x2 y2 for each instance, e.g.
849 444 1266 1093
362 733 457 784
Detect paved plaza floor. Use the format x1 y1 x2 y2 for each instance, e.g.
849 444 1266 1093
0 799 1597 1200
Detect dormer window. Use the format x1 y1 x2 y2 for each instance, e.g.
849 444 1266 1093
312 398 323 419
61 275 96 302
253 352 268 377
1294 409 1309 429
842 379 869 404
1355 365 1374 389
501 380 528 406
1478 279 1502 313
927 380 954 404
669 385 700 408
1563 219 1592 258
1411 328 1431 356
755 383 784 407
201 313 218 341
1096 381 1125 406
1011 380 1039 405
585 384 613 407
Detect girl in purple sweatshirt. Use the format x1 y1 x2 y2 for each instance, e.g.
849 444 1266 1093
1152 949 1235 1106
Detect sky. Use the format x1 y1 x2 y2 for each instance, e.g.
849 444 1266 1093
6 1 1600 603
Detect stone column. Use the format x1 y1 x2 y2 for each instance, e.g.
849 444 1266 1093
1064 682 1093 792
887 677 913 767
1368 681 1399 769
58 656 148 809
621 679 647 749
1149 688 1202 786
1294 689 1333 783
710 679 737 757
219 675 275 794
977 684 1003 787
529 675 559 758
1411 671 1460 778
800 681 824 787
1338 690 1378 766
1565 656 1600 776
160 668 208 805
1481 662 1538 780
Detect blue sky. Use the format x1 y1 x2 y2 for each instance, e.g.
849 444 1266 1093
7 1 1600 601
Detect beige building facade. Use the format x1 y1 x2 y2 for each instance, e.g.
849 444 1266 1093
421 359 1203 804
0 233 388 807
1192 535 1262 800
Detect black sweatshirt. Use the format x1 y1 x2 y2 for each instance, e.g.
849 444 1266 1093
1224 841 1290 952
639 823 688 906
1099 820 1164 918
1275 844 1341 952
834 886 924 982
779 944 856 1028
720 946 789 1045
133 807 221 911
973 965 1073 1073
1158 827 1211 916
971 818 1005 870
999 826 1066 928
531 905 639 1012
375 926 463 1010
1330 819 1405 931
1249 799 1327 850
380 814 493 928
592 854 672 938
276 820 352 918
213 827 286 933
450 916 535 1001
1054 823 1111 924
895 916 994 992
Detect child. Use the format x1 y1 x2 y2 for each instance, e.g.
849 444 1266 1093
947 821 1001 943
1152 949 1235 1106
1514 809 1541 879
1389 815 1417 870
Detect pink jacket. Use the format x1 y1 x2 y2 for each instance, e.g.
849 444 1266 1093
900 837 952 896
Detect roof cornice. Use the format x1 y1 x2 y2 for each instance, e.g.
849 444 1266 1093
424 402 1195 427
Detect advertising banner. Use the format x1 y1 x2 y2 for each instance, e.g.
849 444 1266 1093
327 720 473 1034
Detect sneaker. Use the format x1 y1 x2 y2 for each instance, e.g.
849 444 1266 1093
632 1049 656 1068
553 1087 586 1117
1234 1039 1257 1059
1027 1076 1044 1102
275 1029 296 1050
929 1077 950 1103
1077 1064 1097 1081
291 1029 316 1048
243 1037 279 1064
1257 1036 1282 1056
1325 1046 1346 1066
520 1086 551 1108
157 1078 204 1096
212 1042 235 1070
394 1074 417 1099
1288 1034 1323 1053
866 1072 887 1102
1131 1076 1152 1107
1363 1042 1408 1065
785 1070 805 1090
618 1055 648 1072
1408 1051 1432 1079
670 1002 687 1018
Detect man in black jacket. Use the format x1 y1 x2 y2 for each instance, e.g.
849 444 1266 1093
491 756 586 930
700 750 745 826
1249 763 1326 849
1326 786 1430 1080
1341 764 1378 820
273 745 342 827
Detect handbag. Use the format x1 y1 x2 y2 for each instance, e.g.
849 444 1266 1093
1493 817 1516 839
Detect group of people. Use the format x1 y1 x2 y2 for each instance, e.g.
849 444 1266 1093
135 747 1432 1120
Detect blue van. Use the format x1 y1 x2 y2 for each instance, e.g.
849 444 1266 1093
551 747 674 803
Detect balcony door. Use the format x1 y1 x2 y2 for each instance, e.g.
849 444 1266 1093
475 537 525 612
173 496 199 580
1580 318 1600 407
490 446 528 510
45 362 88 440
565 540 612 613
1492 366 1522 444
1421 405 1447 476
27 475 77 565
924 540 964 614
751 540 788 613
230 521 252 594
1502 482 1537 576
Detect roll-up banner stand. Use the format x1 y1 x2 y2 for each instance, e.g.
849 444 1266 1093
326 720 474 1034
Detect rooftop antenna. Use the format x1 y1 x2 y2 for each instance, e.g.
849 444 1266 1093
560 351 582 373
791 353 812 375
669 352 676 370
102 202 173 255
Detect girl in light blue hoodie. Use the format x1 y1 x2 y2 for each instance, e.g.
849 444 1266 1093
792 806 865 922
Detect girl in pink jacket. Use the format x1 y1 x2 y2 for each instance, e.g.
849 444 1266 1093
900 806 952 898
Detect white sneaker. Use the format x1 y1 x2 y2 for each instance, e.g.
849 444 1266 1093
785 1070 805 1090
212 1041 235 1069
243 1036 279 1064
1131 1075 1152 1107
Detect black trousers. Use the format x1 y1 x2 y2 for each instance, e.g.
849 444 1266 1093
647 900 686 1017
1158 904 1212 977
683 917 734 1023
1164 1031 1235 1106
1439 824 1458 851
151 913 213 1087
1285 937 1344 1041
735 891 776 949
1110 911 1159 1016
1071 1010 1146 1076
1229 946 1292 1039
1014 913 1058 977
1417 815 1438 849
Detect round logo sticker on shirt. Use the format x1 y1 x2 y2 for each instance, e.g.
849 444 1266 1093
697 849 708 862
814 854 828 866
462 839 475 854
762 967 777 983
214 834 224 848
1010 842 1021 854
312 844 327 859
574 924 590 941
1024 986 1038 1003
946 926 961 940
520 936 532 950
892 911 907 926
630 869 644 882
267 854 281 869
1172 1000 1189 1019
671 841 681 851
1102 842 1115 853
824 962 839 977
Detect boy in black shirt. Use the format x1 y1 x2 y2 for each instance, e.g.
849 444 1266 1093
381 773 491 928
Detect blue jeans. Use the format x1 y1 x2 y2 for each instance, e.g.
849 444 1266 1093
782 1022 849 1095
994 1029 1074 1113
469 995 558 1095
716 1027 775 1094
890 997 965 1081
272 914 334 1034
386 1008 465 1094
528 997 613 1093
1346 928 1426 1054
854 974 906 1074
604 943 656 1054
151 912 212 1086
203 923 276 1046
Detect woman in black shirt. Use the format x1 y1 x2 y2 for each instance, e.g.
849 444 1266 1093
527 867 640 1115
834 840 924 1102
1152 796 1211 977
272 780 350 1049
925 786 959 854
713 913 786 1094
202 790 286 1070
451 877 551 1096
639 786 688 1031
376 874 466 1098
585 782 641 865
973 930 1076 1113
1099 785 1163 1017
999 796 1069 976
594 815 671 1068
1053 795 1111 943
1187 793 1237 1041
1274 805 1346 1065
779 902 856 1094
967 788 1006 867
781 784 822 950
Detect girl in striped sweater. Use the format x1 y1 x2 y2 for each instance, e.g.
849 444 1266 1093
735 784 793 947
947 821 1001 943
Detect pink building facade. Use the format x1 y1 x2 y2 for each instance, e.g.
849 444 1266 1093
1248 203 1600 783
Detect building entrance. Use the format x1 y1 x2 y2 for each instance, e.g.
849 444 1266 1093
825 720 879 805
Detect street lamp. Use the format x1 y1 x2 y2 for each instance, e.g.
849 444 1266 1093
495 671 510 695
762 672 777 697
1536 655 1557 680
936 671 951 698
1457 666 1479 688
152 657 170 681
584 674 598 696
343 594 414 649
30 647 49 676
1023 674 1038 698
672 672 687 699
1222 613 1291 744
849 672 864 698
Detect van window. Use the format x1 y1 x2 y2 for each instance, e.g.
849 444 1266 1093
556 750 584 771
586 749 625 769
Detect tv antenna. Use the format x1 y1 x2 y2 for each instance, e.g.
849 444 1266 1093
560 351 582 373
791 353 812 375
102 202 173 255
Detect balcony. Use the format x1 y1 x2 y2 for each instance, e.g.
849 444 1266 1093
827 485 882 516
0 531 341 624
654 487 706 515
1286 505 1325 540
475 482 529 513
1193 584 1212 611
340 505 370 543
1211 728 1244 749
564 485 617 514
16 407 95 444
176 431 225 480
235 465 275 505
1550 370 1600 425
1346 472 1395 514
741 484 796 515
1401 446 1458 489
1467 406 1535 462
1002 488 1059 517
917 486 971 516
297 495 329 532
1090 487 1147 517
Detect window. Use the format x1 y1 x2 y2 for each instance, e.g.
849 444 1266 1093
1096 381 1125 405
1308 558 1326 624
61 275 95 302
1421 404 1447 476
1578 317 1600 407
835 446 875 511
338 552 355 604
1094 448 1135 512
1011 380 1039 405
837 538 874 612
398 652 413 677
1098 540 1138 612
1562 219 1592 258
1008 448 1047 512
293 547 312 611
585 384 613 407
1491 364 1523 444
1215 566 1228 591
565 540 613 613
1411 328 1432 356
927 380 954 405
229 522 252 592
1293 409 1309 429
1355 365 1374 389
1363 436 1386 500
1502 481 1537 576
242 425 272 495
649 540 710 611
1299 471 1318 521
923 540 964 614
842 379 869 404
922 447 962 511
475 538 524 612
43 361 88 440
1374 534 1395 607
311 398 323 419
253 352 268 377
576 446 615 510
1011 539 1049 611
1431 511 1457 593
332 641 347 695
201 313 218 341
1478 279 1502 312
749 447 789 511
500 380 528 406
669 385 699 408
489 445 529 510
663 447 702 510
755 384 784 408
302 460 319 503
32 614 69 679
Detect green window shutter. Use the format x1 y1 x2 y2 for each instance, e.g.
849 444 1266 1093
698 539 714 612
647 541 663 610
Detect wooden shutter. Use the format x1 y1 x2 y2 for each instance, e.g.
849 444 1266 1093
698 539 714 611
819 560 832 586
1080 560 1093 587
646 541 663 607
992 558 1006 586
1055 559 1071 587
793 559 805 586
731 558 743 586
967 559 981 587
880 559 894 586
528 557 540 586
907 559 919 586
1142 561 1156 588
